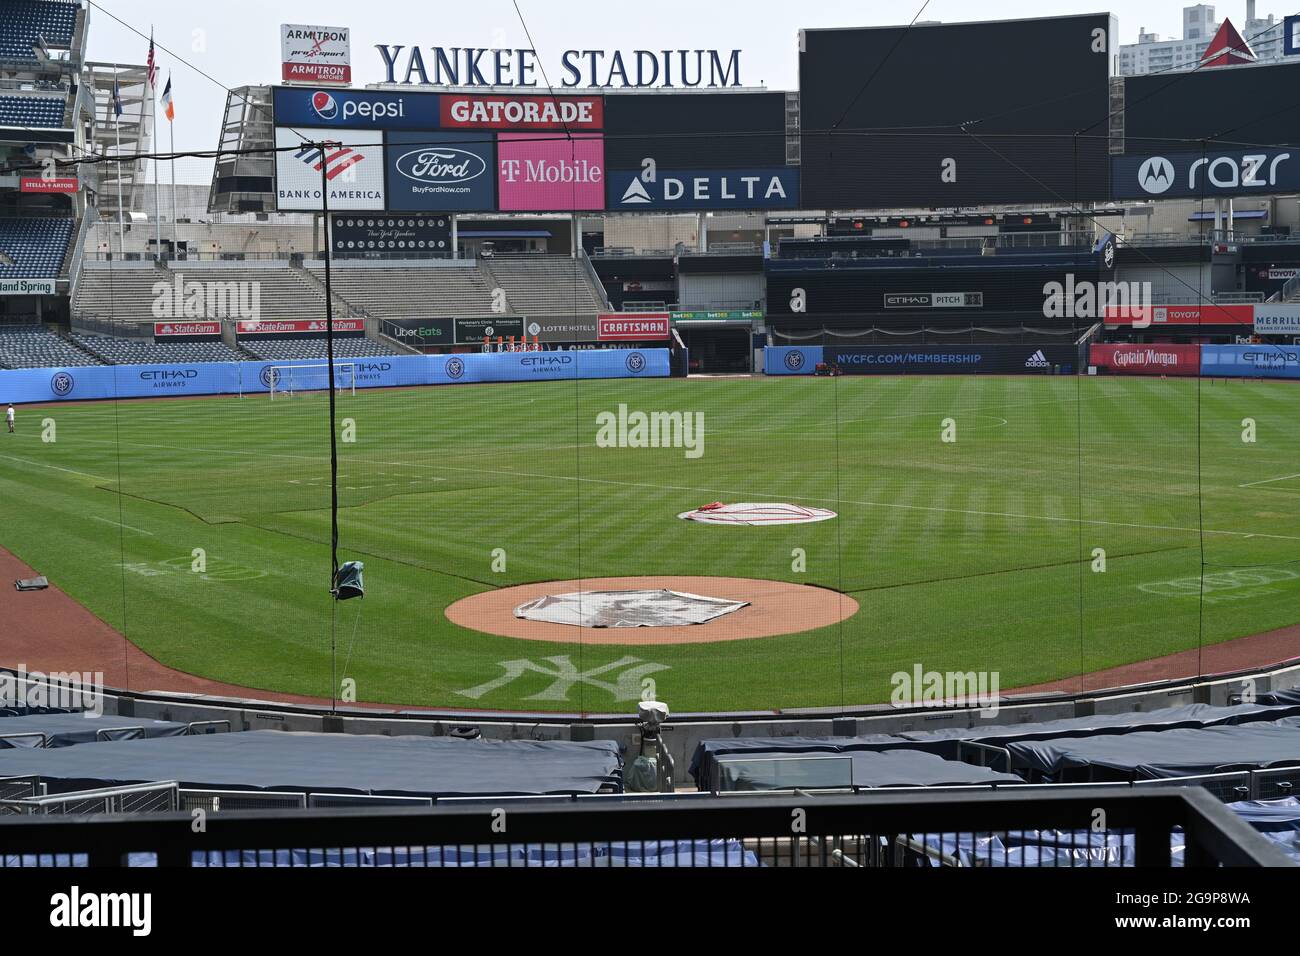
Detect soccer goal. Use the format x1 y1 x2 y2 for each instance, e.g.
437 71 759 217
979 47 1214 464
267 363 357 400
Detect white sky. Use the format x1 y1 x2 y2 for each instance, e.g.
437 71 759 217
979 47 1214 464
79 0 1291 181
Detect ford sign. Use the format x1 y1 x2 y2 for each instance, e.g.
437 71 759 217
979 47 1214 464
395 147 487 185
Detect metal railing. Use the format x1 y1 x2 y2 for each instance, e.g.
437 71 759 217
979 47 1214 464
0 782 178 816
0 788 1287 867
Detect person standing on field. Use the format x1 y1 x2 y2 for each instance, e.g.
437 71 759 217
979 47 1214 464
5 404 13 434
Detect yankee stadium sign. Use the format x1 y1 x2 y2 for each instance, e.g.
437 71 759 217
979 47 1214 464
376 46 742 88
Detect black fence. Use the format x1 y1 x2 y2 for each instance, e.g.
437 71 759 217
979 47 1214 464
0 787 1290 868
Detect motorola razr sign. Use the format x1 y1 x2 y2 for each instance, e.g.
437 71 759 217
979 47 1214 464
1112 149 1298 199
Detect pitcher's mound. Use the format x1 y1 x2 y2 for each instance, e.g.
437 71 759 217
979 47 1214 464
446 576 858 645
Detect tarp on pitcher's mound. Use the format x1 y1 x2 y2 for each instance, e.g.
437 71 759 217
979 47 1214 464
677 502 838 525
514 589 748 628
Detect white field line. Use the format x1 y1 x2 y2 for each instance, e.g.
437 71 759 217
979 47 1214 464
0 452 111 482
1239 473 1300 489
42 434 1300 544
90 515 153 536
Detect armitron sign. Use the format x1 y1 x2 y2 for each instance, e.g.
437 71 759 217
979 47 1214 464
281 24 352 85
598 313 671 341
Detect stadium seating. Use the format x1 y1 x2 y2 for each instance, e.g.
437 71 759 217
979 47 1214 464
73 265 172 322
0 325 100 368
71 334 246 365
0 218 73 279
482 256 606 315
0 0 77 60
0 95 66 128
75 264 333 324
239 337 408 361
315 262 497 320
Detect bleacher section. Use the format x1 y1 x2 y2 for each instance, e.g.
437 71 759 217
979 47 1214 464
0 0 77 60
71 334 245 365
240 337 408 362
0 218 73 278
314 262 496 319
72 265 169 321
0 95 66 128
483 256 606 315
74 264 333 324
0 325 99 368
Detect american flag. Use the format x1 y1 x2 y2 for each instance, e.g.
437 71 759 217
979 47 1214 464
146 32 157 90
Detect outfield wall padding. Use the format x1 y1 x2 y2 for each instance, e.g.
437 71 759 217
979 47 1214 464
0 349 671 404
1201 344 1300 379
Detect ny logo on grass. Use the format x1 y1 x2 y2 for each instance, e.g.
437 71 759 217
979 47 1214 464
456 655 670 702
595 404 704 459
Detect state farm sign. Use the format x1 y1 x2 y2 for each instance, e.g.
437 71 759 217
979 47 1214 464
236 319 364 335
154 321 221 338
598 313 671 341
441 95 602 130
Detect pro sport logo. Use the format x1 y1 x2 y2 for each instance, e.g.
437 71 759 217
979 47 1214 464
50 371 74 396
784 350 805 371
625 351 647 373
1137 156 1174 195
259 366 280 388
311 90 338 121
445 356 465 380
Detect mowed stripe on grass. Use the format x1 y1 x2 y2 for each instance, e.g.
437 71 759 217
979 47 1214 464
0 375 1297 712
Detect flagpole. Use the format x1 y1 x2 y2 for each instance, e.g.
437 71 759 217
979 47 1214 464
113 92 124 257
151 91 160 261
169 113 177 254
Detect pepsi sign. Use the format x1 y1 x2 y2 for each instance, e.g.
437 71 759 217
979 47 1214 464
272 86 439 130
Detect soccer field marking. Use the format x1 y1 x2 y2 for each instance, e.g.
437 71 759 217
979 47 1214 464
0 451 111 482
1239 473 1300 488
46 434 1300 545
90 515 154 537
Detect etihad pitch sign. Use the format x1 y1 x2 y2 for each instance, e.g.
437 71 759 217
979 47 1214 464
607 167 797 210
497 133 604 211
1089 343 1201 376
377 46 742 89
1102 303 1254 326
272 87 439 130
274 128 385 211
598 313 671 341
442 95 602 130
1112 149 1298 199
883 292 984 309
386 130 494 211
281 24 351 85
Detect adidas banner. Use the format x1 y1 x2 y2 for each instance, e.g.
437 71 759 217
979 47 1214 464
824 344 1081 375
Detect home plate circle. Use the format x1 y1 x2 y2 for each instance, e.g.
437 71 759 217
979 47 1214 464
677 502 838 525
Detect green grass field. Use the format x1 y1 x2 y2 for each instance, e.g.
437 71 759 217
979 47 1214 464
1 374 1298 714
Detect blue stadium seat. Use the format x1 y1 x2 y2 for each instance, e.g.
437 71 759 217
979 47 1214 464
0 1 78 60
0 218 74 278
0 95 66 128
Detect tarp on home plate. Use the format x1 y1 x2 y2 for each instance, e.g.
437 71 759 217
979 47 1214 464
0 712 189 748
0 731 622 796
1007 718 1300 779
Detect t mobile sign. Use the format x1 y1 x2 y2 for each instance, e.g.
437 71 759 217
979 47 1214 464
497 133 604 210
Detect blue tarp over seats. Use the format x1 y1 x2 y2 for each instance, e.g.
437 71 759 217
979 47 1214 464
1007 718 1300 780
0 731 623 796
893 702 1300 759
690 734 912 790
1261 688 1300 706
0 712 189 748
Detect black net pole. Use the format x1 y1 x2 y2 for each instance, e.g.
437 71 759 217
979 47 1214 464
318 143 340 713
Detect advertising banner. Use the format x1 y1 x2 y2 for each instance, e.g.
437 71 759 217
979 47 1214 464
1101 304 1255 326
235 319 365 336
19 177 78 194
598 313 671 341
0 279 56 296
0 350 670 403
883 292 984 309
1111 148 1300 200
280 25 351 85
497 132 604 211
525 317 599 343
1201 344 1300 379
764 346 824 375
453 316 524 343
605 167 798 210
154 321 222 339
275 128 385 211
272 86 439 130
382 318 455 347
1089 343 1201 376
385 130 495 211
671 310 762 322
1254 305 1300 335
825 344 1080 374
330 213 452 255
441 94 603 130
